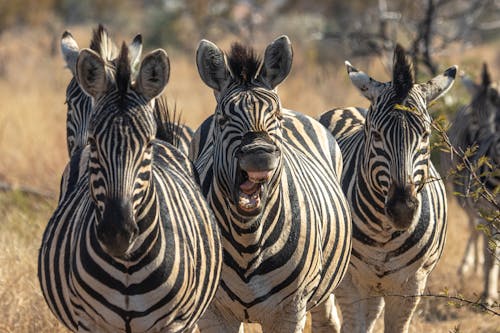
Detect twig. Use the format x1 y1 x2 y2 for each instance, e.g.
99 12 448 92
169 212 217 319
349 293 500 316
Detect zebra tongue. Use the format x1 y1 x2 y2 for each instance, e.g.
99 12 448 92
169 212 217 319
240 180 259 195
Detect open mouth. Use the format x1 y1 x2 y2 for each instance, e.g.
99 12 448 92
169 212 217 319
236 169 273 214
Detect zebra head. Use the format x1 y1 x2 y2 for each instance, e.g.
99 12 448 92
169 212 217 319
61 24 143 156
76 43 170 258
462 63 500 139
196 36 292 218
346 44 456 230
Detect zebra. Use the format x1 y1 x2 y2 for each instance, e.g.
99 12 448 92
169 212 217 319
448 63 499 304
318 44 455 333
38 42 222 332
190 36 351 333
60 25 193 158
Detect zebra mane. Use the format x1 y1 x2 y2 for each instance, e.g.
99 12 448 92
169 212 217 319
115 42 131 98
154 97 182 148
392 44 414 103
90 24 118 61
227 43 262 84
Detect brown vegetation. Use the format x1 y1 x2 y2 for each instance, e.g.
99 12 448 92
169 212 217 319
0 25 498 332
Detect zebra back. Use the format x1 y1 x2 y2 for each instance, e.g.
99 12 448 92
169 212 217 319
39 42 221 333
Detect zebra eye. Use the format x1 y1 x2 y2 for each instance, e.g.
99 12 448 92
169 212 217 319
217 114 229 127
372 131 382 142
422 132 430 142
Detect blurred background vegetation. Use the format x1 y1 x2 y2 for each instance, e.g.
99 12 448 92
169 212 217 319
0 1 499 332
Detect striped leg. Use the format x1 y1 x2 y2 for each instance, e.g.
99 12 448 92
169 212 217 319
383 278 426 333
335 273 384 333
483 233 499 304
309 294 340 333
198 303 244 333
261 301 307 333
459 216 484 276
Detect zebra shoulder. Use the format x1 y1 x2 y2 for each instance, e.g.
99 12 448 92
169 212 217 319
282 108 344 178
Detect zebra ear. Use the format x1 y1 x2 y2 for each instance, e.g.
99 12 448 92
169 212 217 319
196 39 231 92
136 49 170 100
481 62 491 88
61 31 80 76
419 65 457 103
259 35 293 89
129 34 143 75
76 48 108 98
345 61 386 102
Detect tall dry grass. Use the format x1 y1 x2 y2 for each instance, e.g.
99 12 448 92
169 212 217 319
0 25 499 332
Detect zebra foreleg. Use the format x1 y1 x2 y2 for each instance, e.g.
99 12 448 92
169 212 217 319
483 233 499 304
335 273 384 333
383 279 425 333
309 294 340 333
459 216 484 276
197 303 244 333
260 300 308 333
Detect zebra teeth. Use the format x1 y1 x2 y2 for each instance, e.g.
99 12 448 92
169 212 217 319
246 170 273 184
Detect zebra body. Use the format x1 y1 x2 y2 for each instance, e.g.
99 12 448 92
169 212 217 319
191 36 351 333
319 45 455 333
449 64 499 303
39 43 221 332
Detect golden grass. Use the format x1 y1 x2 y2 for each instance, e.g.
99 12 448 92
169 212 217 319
0 25 499 332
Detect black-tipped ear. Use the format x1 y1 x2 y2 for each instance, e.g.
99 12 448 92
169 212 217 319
259 35 293 89
481 63 491 88
419 65 457 103
129 34 143 74
61 31 80 76
392 44 414 99
76 48 108 98
345 60 388 102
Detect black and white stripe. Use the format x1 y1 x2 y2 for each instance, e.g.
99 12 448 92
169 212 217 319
448 63 499 304
39 43 221 333
319 44 455 333
191 36 351 333
60 25 193 158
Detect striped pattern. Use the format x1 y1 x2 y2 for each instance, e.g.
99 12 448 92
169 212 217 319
319 45 455 333
39 43 221 333
61 25 193 158
192 37 351 333
449 64 499 303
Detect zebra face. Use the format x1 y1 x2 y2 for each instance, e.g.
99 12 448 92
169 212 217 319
365 99 431 229
88 103 156 257
197 36 292 218
346 44 456 230
216 88 283 216
77 42 170 257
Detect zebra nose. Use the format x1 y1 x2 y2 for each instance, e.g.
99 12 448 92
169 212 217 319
238 132 280 172
96 198 138 257
386 184 419 230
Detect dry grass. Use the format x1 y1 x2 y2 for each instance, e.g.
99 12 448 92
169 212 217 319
0 25 499 332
